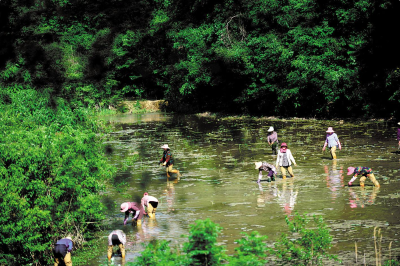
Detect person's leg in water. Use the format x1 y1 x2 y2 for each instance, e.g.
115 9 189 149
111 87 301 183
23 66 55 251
118 244 125 258
267 170 275 182
107 245 113 260
280 166 287 179
167 164 181 179
368 173 380 187
287 166 295 178
166 165 172 178
359 176 367 187
329 146 337 159
272 143 277 155
149 202 158 218
64 252 72 266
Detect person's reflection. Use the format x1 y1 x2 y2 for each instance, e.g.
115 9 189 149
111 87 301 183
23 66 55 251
324 160 344 201
165 180 176 212
276 179 298 215
348 186 379 208
257 180 298 215
257 182 275 208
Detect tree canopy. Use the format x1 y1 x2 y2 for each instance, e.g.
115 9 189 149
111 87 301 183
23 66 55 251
1 0 399 117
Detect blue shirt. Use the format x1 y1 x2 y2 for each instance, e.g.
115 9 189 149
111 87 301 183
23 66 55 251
56 238 73 253
326 133 339 148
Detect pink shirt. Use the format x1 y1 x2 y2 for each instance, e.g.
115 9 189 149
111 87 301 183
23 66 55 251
141 195 158 208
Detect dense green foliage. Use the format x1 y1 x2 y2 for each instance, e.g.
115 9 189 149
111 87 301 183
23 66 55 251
0 90 114 265
1 0 399 117
273 212 338 265
117 215 336 265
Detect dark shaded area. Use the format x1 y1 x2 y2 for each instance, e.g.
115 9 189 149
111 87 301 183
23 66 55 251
0 0 399 118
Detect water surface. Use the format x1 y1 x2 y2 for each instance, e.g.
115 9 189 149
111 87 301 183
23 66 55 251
91 113 400 265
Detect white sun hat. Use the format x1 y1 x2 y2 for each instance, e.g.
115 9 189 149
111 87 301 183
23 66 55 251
255 162 263 169
161 144 169 149
268 127 274 132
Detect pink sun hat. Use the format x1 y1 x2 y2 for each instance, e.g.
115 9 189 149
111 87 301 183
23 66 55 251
347 167 355 176
326 127 335 133
120 202 129 212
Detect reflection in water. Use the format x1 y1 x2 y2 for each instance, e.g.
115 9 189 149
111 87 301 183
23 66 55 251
135 218 160 243
348 187 380 208
94 112 400 265
258 179 298 215
165 180 176 212
324 161 344 202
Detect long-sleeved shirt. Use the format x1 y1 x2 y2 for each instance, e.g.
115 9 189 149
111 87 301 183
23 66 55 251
108 230 126 246
349 167 373 183
55 238 73 253
160 150 174 166
325 133 340 148
124 202 144 220
267 132 278 144
141 195 159 209
276 149 296 167
258 162 277 179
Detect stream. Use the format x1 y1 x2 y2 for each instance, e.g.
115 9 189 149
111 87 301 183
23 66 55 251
88 112 400 265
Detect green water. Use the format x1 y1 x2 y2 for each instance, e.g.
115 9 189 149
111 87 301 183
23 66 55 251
90 112 400 265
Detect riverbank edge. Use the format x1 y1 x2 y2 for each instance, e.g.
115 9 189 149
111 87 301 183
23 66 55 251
111 99 398 123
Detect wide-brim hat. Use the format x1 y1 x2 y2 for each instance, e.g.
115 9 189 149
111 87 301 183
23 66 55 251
120 202 129 212
65 236 72 240
161 144 169 149
347 167 355 176
326 127 335 133
255 162 262 169
281 142 287 147
268 126 274 132
398 122 400 125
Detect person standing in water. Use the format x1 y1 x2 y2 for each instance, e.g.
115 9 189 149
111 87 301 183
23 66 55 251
255 161 277 183
107 230 126 260
322 127 342 159
267 127 279 155
120 202 145 226
141 192 159 219
53 236 73 266
347 167 380 187
160 144 182 178
276 143 297 179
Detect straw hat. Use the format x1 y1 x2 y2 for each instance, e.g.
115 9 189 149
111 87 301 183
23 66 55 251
268 127 274 132
347 167 355 176
255 162 263 169
120 202 129 212
161 144 169 149
281 142 287 147
326 127 335 133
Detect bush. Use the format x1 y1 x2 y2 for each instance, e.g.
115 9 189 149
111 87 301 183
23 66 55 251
0 89 114 265
272 212 338 265
184 218 226 266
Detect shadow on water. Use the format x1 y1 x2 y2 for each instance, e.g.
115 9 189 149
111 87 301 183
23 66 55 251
88 113 400 265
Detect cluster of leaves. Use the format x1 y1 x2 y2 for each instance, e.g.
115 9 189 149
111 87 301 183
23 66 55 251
1 0 400 118
120 214 337 266
0 89 115 265
273 213 339 265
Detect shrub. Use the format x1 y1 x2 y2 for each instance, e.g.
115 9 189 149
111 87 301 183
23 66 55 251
184 219 226 266
272 212 338 266
0 89 114 265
